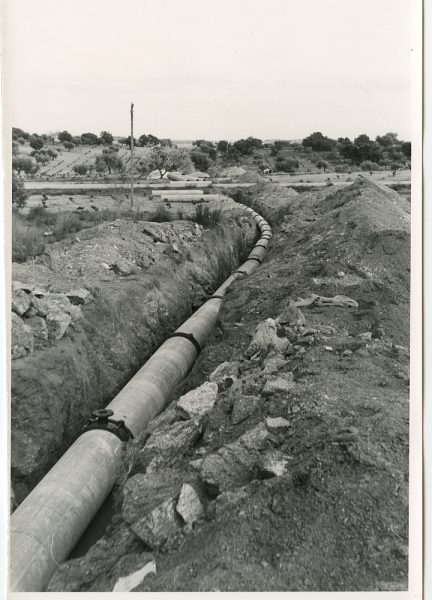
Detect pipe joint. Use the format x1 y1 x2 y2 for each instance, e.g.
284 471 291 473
82 409 134 442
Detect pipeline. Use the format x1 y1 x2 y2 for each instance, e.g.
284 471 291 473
9 204 272 592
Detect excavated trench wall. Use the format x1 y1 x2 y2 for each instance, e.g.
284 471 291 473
11 211 257 502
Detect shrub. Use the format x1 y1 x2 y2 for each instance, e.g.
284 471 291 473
192 204 222 228
149 205 173 222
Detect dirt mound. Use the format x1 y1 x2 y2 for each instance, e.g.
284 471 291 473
47 179 410 592
234 171 265 183
220 167 246 177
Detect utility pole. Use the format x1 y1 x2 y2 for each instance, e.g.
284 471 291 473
130 102 134 209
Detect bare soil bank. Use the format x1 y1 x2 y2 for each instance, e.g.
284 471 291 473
11 208 256 502
34 179 410 592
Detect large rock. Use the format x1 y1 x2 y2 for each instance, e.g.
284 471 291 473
258 450 291 478
262 353 289 375
131 497 182 549
139 420 203 471
265 416 291 434
231 395 261 424
200 423 273 496
12 289 30 316
245 318 292 357
30 293 82 322
276 301 306 326
209 361 240 387
176 382 218 420
26 316 48 346
262 376 295 397
66 288 92 305
122 469 184 524
11 313 34 359
112 557 156 592
46 310 71 341
176 483 204 525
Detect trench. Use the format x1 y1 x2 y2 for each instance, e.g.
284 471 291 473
10 202 272 592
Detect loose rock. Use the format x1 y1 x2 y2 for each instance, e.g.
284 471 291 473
66 288 92 305
131 498 182 550
245 318 292 358
258 450 291 478
277 301 306 326
46 310 71 341
231 395 261 424
139 420 203 471
209 361 240 386
176 483 204 526
262 354 288 375
265 416 291 434
12 289 31 316
262 377 295 396
11 313 34 359
176 382 218 421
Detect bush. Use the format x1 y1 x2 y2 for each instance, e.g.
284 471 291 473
192 204 222 228
73 164 89 176
149 205 173 222
190 150 211 171
12 174 27 209
275 157 299 173
360 160 381 171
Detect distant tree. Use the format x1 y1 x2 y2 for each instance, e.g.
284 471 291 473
12 141 20 156
160 138 173 147
190 150 211 171
12 156 36 175
46 148 58 159
94 149 124 175
316 160 329 172
119 136 136 148
73 164 89 176
233 137 262 155
275 157 299 173
138 133 160 147
58 130 73 143
29 135 44 150
31 150 50 165
63 141 74 151
217 140 229 153
302 132 336 151
99 131 114 145
360 160 380 171
139 146 192 178
12 173 27 209
12 127 30 141
81 132 100 145
401 141 411 159
376 132 399 147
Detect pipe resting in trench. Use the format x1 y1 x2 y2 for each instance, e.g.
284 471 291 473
9 204 272 592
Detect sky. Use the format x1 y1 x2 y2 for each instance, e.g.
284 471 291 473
3 0 414 141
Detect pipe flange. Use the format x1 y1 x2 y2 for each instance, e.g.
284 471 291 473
82 409 134 442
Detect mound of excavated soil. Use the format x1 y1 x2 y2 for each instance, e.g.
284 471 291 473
43 180 410 592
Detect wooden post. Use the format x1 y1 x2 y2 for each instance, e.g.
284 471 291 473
130 102 134 208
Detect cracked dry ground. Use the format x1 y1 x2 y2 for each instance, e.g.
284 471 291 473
48 179 410 592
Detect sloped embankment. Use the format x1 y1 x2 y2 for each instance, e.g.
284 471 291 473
11 210 256 502
47 179 410 592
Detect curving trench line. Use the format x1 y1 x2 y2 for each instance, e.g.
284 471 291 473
9 204 272 592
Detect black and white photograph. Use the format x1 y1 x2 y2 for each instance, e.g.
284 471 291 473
1 0 423 596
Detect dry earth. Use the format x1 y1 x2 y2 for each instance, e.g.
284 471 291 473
43 179 410 592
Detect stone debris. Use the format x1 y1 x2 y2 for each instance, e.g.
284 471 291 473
26 316 48 345
319 325 336 336
176 382 218 421
131 497 182 550
66 288 92 305
209 361 240 386
112 558 156 592
276 301 306 326
200 444 257 497
46 310 71 341
245 318 292 358
139 420 203 471
11 313 34 359
294 294 358 309
12 289 31 316
258 450 291 478
358 331 373 340
262 354 288 375
262 377 295 397
231 395 261 424
265 416 291 434
122 469 184 525
176 483 204 526
324 346 334 352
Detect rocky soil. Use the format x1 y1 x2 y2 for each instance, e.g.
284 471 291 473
11 202 256 502
15 179 410 592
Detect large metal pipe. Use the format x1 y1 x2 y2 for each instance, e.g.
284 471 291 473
151 189 204 196
9 202 271 592
158 194 221 202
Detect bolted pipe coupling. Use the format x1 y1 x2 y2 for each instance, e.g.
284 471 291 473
81 409 134 442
